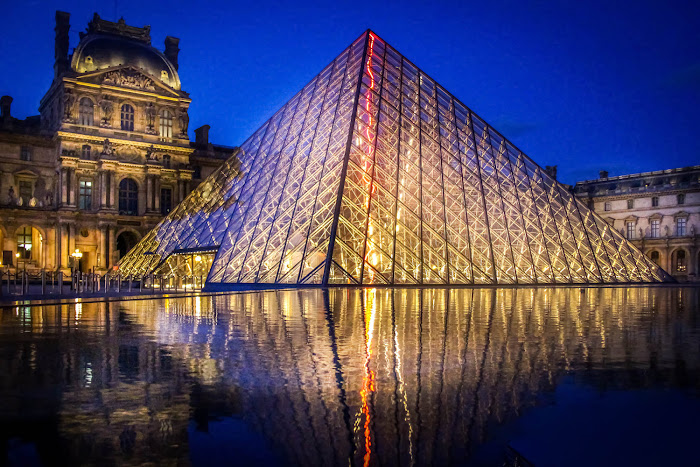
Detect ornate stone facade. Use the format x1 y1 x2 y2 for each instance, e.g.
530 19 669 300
0 12 236 274
574 166 700 281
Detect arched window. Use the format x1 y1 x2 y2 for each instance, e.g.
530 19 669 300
17 226 32 260
162 154 171 169
159 109 173 138
119 178 138 215
120 104 134 131
649 251 660 265
676 250 687 273
78 97 94 126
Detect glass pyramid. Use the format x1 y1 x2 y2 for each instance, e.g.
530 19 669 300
118 31 672 285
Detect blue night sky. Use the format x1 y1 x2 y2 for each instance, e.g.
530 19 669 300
1 0 698 184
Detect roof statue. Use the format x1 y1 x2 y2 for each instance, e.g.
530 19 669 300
117 31 672 285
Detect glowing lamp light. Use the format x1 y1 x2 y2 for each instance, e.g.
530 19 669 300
195 255 202 262
15 253 20 258
71 249 83 259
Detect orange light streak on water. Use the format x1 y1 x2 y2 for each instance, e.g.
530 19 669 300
360 288 377 466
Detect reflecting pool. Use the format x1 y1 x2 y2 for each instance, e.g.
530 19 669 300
1 287 699 466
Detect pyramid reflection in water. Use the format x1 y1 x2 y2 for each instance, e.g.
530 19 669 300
118 31 670 285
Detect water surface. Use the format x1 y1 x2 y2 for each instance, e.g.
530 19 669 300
1 287 699 466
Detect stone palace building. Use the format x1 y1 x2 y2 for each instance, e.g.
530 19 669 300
0 12 234 274
574 166 700 281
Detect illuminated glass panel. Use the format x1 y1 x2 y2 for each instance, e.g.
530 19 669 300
117 31 671 285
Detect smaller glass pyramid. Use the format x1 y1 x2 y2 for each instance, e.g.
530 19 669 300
118 31 672 285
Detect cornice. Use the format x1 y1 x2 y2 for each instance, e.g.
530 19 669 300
56 131 194 155
65 78 190 103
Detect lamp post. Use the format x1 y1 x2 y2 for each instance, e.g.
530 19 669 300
71 249 83 291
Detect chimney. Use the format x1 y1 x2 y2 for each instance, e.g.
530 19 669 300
54 11 70 79
164 36 180 71
545 165 558 180
599 170 609 179
195 125 210 146
0 96 12 119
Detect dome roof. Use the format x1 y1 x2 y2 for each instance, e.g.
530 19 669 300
71 34 181 90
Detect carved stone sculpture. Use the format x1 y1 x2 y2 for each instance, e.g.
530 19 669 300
178 108 189 136
146 144 158 161
145 103 156 133
63 91 76 122
101 138 114 157
99 96 114 127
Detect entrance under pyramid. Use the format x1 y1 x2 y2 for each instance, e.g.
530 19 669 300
117 31 672 286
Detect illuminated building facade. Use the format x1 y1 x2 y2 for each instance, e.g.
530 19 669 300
574 166 700 281
118 31 670 285
0 12 236 274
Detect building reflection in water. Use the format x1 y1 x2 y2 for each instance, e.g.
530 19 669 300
0 287 698 465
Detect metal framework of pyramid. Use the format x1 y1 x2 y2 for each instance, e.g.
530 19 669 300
118 31 672 286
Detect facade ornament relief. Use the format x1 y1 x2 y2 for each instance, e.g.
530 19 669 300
102 69 156 91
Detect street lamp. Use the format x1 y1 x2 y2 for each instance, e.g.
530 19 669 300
71 249 83 291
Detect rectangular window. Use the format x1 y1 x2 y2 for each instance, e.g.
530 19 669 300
160 188 172 215
677 194 685 205
651 196 659 207
626 222 635 239
604 202 611 212
677 218 687 236
20 146 30 161
627 199 634 209
79 180 92 210
650 219 660 238
18 180 32 204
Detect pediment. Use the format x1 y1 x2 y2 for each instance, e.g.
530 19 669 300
624 215 639 223
14 169 39 178
75 66 182 97
673 211 689 219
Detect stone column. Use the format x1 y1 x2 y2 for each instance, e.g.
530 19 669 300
70 169 78 206
111 173 118 210
60 167 68 205
154 177 161 212
98 226 107 270
100 171 107 208
178 180 184 203
55 225 62 270
60 224 69 268
146 175 153 212
68 224 76 259
108 227 116 268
